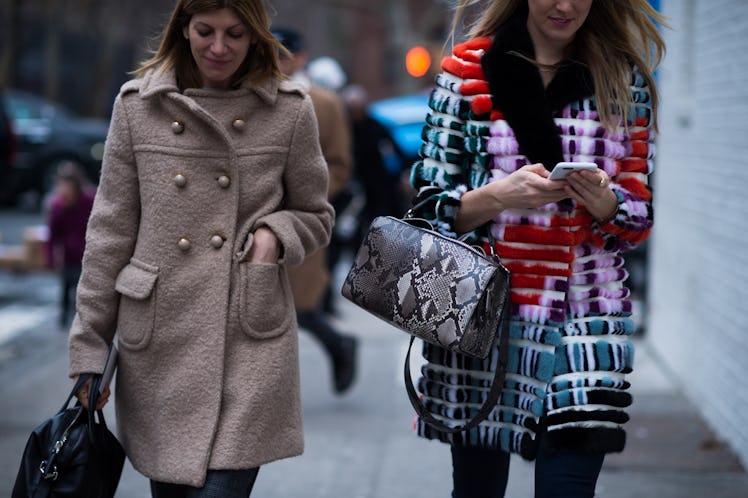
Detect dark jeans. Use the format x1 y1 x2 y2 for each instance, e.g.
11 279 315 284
451 443 604 498
150 468 260 498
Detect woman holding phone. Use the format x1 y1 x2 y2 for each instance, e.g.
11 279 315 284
409 0 665 496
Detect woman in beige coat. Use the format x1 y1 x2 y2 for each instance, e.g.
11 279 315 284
69 1 334 496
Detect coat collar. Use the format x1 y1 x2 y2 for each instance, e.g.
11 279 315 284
480 7 595 170
137 67 281 106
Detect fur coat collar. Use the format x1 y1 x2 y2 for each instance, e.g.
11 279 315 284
481 7 595 170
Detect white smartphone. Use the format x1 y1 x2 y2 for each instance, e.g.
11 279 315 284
548 162 598 180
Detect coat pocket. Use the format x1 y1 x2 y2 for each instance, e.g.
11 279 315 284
115 259 159 351
239 262 293 339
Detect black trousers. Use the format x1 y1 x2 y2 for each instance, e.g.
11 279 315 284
150 468 260 498
451 442 604 498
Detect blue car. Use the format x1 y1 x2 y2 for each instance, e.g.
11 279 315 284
367 92 430 173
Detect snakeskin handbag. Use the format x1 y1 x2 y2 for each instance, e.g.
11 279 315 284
342 214 511 433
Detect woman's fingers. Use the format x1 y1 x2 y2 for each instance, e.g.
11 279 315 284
75 377 93 409
75 377 112 410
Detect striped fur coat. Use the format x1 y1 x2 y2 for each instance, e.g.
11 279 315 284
409 13 654 459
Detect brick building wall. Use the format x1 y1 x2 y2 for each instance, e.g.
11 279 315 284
648 0 748 467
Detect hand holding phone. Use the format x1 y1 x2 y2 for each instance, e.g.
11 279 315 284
548 162 598 180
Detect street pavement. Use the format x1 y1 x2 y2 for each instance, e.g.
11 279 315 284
0 210 746 496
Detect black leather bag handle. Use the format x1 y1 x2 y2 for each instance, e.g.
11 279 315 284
403 291 510 434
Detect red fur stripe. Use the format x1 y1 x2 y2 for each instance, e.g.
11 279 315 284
602 224 652 244
620 158 648 174
490 110 504 121
504 261 571 277
471 95 493 115
460 80 491 96
495 243 573 263
629 128 650 141
502 226 592 246
634 116 650 127
512 274 548 290
617 177 652 201
442 57 484 80
629 141 650 158
511 292 542 305
453 37 493 57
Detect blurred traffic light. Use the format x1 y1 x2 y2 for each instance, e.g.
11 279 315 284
405 46 431 78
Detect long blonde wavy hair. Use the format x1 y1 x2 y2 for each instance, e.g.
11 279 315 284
134 0 288 90
450 0 667 130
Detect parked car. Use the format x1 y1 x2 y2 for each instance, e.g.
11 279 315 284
0 89 17 204
1 89 108 207
367 92 430 170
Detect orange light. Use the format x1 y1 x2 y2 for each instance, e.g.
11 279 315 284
405 46 432 78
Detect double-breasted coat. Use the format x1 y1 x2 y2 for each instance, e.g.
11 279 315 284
67 68 334 486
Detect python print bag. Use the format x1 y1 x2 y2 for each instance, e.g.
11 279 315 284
342 215 511 433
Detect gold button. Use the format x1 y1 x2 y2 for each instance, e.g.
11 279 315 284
217 175 230 188
171 121 185 134
232 118 246 131
210 235 225 249
174 174 187 188
178 238 191 251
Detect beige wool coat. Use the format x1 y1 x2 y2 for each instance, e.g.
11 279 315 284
68 68 334 486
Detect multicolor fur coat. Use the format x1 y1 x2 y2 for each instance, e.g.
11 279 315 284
409 11 654 458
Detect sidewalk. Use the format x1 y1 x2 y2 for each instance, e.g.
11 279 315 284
0 275 746 497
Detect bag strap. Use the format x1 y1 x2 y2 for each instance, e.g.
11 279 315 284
403 293 510 434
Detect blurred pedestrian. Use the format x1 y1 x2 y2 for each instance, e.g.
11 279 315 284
409 1 665 497
273 26 358 394
308 56 348 92
45 162 95 328
67 1 334 496
341 84 404 235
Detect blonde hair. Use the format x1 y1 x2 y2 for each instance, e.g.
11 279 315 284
450 0 667 130
134 0 289 90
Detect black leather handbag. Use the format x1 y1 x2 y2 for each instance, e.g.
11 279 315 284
12 374 125 498
342 213 511 433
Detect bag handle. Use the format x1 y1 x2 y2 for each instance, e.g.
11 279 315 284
403 292 510 434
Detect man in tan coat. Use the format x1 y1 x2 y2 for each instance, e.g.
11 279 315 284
274 27 357 394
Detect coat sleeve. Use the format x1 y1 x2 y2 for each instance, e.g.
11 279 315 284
592 69 656 252
68 93 140 377
255 96 334 266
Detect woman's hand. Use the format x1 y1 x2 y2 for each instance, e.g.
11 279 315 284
455 163 567 233
75 376 111 410
563 169 619 223
490 163 570 210
246 227 281 263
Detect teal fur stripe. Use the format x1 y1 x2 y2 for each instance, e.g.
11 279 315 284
554 340 634 375
429 88 472 120
416 419 537 459
422 126 464 149
421 398 540 430
426 112 464 132
548 376 631 392
419 142 464 164
506 342 556 382
563 319 635 336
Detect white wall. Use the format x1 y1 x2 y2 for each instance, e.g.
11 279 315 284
648 0 748 468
